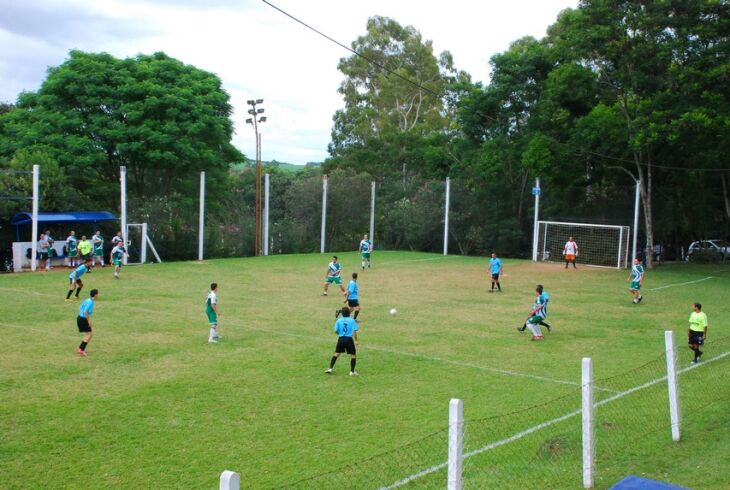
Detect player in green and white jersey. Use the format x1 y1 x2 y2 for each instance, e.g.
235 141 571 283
110 244 127 279
628 258 644 304
359 234 372 270
205 283 221 343
66 231 78 268
92 230 105 267
322 255 345 296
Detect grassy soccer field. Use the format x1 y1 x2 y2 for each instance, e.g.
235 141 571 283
1 252 728 489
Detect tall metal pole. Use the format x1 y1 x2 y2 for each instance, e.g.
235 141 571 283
631 180 640 265
30 164 39 272
198 171 205 261
532 177 540 261
369 181 375 244
255 131 262 256
264 173 270 256
120 166 128 265
320 175 328 253
443 177 450 256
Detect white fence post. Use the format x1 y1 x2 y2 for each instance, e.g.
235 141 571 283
447 398 463 490
264 173 270 256
198 171 205 261
369 181 375 244
532 177 540 261
582 357 594 489
320 175 328 253
443 177 450 256
30 164 39 272
665 330 681 442
220 470 240 490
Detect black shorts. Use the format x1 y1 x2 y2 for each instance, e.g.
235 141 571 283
69 277 83 287
491 273 499 280
77 316 91 332
347 299 360 308
335 336 356 355
689 331 704 345
39 252 49 260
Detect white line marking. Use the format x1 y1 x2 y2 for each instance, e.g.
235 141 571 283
381 349 730 489
648 276 713 291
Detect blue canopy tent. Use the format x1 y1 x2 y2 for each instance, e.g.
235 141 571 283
11 211 117 241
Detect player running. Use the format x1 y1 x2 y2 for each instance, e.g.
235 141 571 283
92 230 105 267
110 243 127 279
563 236 578 269
628 258 644 304
322 255 345 296
325 306 359 376
66 259 92 301
205 283 221 343
76 288 99 356
518 284 551 340
345 272 361 321
359 234 373 270
488 252 503 292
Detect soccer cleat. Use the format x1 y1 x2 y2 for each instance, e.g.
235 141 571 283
488 289 493 293
349 371 359 376
517 327 525 333
532 335 544 341
208 338 218 343
637 295 643 303
65 299 73 302
325 368 333 374
544 323 552 332
321 292 327 296
76 348 87 356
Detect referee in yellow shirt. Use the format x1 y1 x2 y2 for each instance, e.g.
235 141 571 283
688 303 708 364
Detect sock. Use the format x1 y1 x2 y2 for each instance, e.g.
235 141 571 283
497 282 501 291
361 261 365 269
209 326 217 339
518 322 526 332
350 358 357 372
540 321 552 329
75 289 81 297
66 290 73 299
329 356 338 369
354 310 359 319
491 283 495 291
79 341 88 351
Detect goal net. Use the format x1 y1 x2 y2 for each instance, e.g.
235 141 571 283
125 223 147 265
536 221 630 269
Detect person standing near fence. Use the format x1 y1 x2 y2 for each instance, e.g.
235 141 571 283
628 258 644 304
359 234 373 270
205 283 221 343
92 230 105 267
563 236 578 269
325 306 359 376
76 288 98 356
37 233 49 271
44 230 55 270
66 231 78 268
345 272 361 321
488 252 503 293
78 235 92 262
688 303 708 363
322 255 345 296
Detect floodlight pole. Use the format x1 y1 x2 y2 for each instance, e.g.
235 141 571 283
443 177 450 256
631 180 640 265
264 173 270 256
120 166 128 265
30 164 39 272
198 171 205 261
532 177 540 262
321 175 328 253
369 181 375 245
246 99 266 256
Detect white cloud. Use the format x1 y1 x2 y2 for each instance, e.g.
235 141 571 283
0 0 577 165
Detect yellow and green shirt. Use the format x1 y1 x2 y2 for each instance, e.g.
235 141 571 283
689 311 708 332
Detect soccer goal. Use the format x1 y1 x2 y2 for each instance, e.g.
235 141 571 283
126 223 162 265
536 221 630 269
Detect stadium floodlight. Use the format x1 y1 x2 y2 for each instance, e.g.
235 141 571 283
245 98 267 257
258 116 267 123
257 108 264 114
256 98 263 104
248 109 256 115
247 99 255 105
245 118 253 124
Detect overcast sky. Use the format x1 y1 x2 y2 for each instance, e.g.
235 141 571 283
0 0 577 165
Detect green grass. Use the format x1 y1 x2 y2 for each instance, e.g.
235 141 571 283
0 252 728 489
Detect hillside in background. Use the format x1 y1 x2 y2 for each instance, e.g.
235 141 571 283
231 159 320 173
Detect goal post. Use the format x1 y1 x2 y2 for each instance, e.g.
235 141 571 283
535 221 630 269
125 223 162 264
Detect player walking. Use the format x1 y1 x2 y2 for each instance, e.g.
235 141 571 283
488 252 502 292
76 289 99 356
345 272 361 321
563 236 578 269
66 231 78 268
110 243 127 279
92 230 105 267
66 259 93 301
518 285 551 340
322 255 345 296
325 306 359 376
359 234 373 270
688 303 708 363
205 283 221 343
628 258 644 303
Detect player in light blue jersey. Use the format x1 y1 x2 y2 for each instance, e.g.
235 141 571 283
344 272 361 321
488 252 503 292
325 306 360 376
322 255 345 296
359 234 372 270
66 259 92 301
76 288 98 356
628 258 644 304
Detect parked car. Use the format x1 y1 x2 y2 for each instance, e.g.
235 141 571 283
686 239 730 261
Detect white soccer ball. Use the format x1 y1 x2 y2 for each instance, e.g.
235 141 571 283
389 308 397 317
